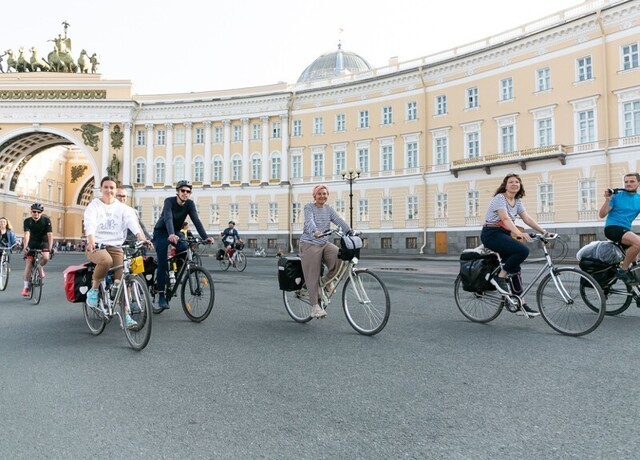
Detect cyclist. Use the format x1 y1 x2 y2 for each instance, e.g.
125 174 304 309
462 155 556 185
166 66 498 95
22 203 53 297
220 221 243 266
152 180 213 310
300 184 352 319
0 216 16 249
115 187 152 247
84 176 150 329
481 173 549 317
599 172 640 286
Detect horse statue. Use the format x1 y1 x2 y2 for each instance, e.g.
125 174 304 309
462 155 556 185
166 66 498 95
17 48 32 72
29 47 51 72
4 49 17 72
47 48 77 73
77 49 89 73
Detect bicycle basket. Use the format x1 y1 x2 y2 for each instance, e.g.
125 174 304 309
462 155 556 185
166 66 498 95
339 235 363 261
130 256 145 275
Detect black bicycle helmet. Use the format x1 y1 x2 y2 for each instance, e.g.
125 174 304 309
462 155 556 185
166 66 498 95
176 180 192 190
31 203 44 212
228 221 235 225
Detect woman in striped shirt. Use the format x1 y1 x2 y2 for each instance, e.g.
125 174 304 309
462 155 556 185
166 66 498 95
300 184 352 319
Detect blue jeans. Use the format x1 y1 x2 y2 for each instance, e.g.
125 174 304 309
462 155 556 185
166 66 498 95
480 227 529 275
153 232 188 291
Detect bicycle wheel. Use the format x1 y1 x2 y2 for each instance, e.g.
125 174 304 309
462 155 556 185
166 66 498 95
454 275 504 323
82 288 106 336
537 267 605 337
342 269 390 336
31 267 42 305
580 279 632 316
283 286 313 323
121 275 152 351
219 257 230 271
0 256 9 291
234 252 247 272
180 266 215 322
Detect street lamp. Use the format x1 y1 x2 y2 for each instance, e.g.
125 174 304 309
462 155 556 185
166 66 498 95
341 168 361 228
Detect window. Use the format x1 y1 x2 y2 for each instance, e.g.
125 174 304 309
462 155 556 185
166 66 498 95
209 204 220 225
268 203 278 223
194 156 204 182
175 128 185 144
357 147 369 173
251 155 261 181
436 193 448 218
500 78 513 100
136 130 145 146
271 154 281 180
382 197 393 221
213 156 222 182
434 137 448 165
577 178 597 213
229 203 239 223
623 101 640 136
466 236 480 249
405 141 418 168
267 238 277 249
407 196 418 220
135 158 145 183
174 157 185 181
231 155 241 181
57 186 62 203
536 118 553 147
359 110 369 128
313 117 324 134
382 106 393 125
381 238 392 249
152 205 161 224
466 131 480 158
577 110 595 143
292 120 302 137
292 202 302 223
435 95 447 115
156 130 166 145
313 152 324 177
155 158 166 183
249 203 259 224
214 127 222 143
500 125 515 153
536 68 550 91
291 155 302 179
466 190 479 217
622 43 639 70
406 237 417 249
233 125 241 142
466 87 478 108
334 150 346 176
271 122 281 139
358 199 369 222
406 101 417 121
381 145 394 171
252 124 261 140
334 200 346 220
335 114 345 132
195 127 204 144
538 183 554 213
580 234 597 247
577 56 593 82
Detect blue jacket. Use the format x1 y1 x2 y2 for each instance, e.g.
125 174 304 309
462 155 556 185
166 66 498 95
0 229 16 248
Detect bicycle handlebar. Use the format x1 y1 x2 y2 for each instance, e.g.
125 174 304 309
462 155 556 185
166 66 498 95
527 232 559 242
319 228 362 238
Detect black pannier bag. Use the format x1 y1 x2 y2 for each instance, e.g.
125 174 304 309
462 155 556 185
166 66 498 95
459 252 499 292
278 256 305 291
63 263 93 303
339 234 363 261
579 257 616 290
216 249 225 260
142 256 157 287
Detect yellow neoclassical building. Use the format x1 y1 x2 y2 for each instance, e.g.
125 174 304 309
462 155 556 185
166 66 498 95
1 0 639 255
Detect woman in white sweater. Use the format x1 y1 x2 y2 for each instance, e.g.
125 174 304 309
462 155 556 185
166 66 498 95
83 176 149 328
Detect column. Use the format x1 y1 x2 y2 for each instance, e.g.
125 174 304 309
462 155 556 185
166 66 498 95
145 123 154 187
122 122 132 186
261 116 269 185
101 122 110 177
165 123 174 187
203 121 212 185
184 122 193 182
280 114 289 184
241 118 250 186
222 119 231 186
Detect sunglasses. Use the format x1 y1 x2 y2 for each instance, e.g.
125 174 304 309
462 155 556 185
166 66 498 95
31 211 41 214
116 195 127 199
179 189 192 194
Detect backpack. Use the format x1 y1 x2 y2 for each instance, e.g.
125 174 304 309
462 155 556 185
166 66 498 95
578 257 616 290
338 234 363 261
278 256 305 291
459 251 499 292
63 263 93 303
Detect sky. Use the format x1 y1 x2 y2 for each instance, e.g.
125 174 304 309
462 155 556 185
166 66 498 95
3 0 590 95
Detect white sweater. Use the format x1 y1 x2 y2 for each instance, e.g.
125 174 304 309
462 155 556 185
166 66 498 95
84 198 141 246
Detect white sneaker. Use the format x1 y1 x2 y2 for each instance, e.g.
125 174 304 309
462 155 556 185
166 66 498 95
310 304 327 319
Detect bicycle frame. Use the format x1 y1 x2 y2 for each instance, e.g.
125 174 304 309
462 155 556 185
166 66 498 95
163 238 202 299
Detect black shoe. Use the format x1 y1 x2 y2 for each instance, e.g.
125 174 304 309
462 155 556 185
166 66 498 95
491 275 510 294
516 303 540 317
616 268 638 287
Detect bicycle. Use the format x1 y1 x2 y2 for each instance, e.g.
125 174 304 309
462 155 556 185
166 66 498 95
0 243 18 291
218 244 247 272
254 247 266 257
454 233 606 337
82 241 153 351
149 236 215 322
25 249 49 305
282 229 391 336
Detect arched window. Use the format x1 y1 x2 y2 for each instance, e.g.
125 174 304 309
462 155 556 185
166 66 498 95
194 156 204 182
155 158 166 183
174 156 185 182
135 158 145 183
212 156 222 182
231 154 242 181
271 152 281 180
251 154 261 181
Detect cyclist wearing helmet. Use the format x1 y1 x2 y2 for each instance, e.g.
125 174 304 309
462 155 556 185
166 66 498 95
152 180 213 310
22 203 53 297
220 220 243 266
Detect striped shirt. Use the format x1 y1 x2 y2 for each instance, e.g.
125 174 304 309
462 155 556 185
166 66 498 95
483 194 525 225
300 203 351 246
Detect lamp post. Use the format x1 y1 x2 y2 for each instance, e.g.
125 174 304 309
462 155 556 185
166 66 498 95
341 168 361 228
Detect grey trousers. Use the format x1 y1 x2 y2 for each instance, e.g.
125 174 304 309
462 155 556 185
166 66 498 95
299 241 341 306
